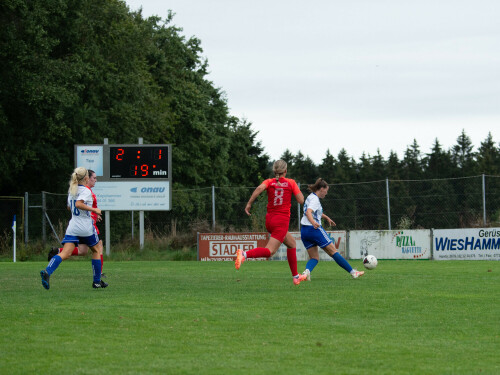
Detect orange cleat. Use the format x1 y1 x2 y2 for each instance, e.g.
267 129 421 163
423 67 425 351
235 249 245 270
293 274 307 285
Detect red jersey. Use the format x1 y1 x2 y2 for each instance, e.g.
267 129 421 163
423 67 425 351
86 186 98 225
262 177 300 218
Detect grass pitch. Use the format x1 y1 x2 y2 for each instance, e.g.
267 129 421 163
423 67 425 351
0 260 498 374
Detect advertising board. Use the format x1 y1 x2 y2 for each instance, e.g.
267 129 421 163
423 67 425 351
198 233 269 261
349 229 431 259
433 228 500 260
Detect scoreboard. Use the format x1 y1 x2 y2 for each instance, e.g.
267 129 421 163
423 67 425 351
74 144 171 211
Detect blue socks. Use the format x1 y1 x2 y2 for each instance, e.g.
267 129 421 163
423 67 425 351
332 252 353 273
46 255 62 275
92 259 102 282
305 258 318 273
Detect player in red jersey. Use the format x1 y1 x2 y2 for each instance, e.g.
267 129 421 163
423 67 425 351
48 170 104 274
236 160 307 285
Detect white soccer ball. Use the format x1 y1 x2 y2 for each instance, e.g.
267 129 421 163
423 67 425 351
363 255 378 270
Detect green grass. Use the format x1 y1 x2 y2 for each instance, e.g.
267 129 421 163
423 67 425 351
0 260 499 375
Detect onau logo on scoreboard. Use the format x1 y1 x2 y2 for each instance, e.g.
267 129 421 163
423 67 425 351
209 241 257 257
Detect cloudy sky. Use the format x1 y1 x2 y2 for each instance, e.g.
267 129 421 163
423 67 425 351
125 0 500 163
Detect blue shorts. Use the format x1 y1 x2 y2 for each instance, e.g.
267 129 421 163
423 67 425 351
300 225 333 249
61 232 100 247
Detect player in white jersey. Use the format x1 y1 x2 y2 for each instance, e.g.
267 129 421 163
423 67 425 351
300 178 364 280
40 167 108 290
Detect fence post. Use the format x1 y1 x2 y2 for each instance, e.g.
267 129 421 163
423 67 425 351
212 185 215 231
42 191 46 245
482 174 486 226
386 178 391 230
24 192 28 244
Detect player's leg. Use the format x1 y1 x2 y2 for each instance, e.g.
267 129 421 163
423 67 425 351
48 246 80 261
303 246 319 280
41 240 76 289
85 232 107 289
235 215 284 269
282 232 307 285
322 242 364 279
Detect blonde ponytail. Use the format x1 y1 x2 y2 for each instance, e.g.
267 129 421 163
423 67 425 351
68 167 88 197
273 160 287 185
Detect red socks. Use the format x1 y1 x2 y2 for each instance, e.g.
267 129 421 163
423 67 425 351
101 254 104 272
245 247 272 258
287 248 298 276
59 247 79 256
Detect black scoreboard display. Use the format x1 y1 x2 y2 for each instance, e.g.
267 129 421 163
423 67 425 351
110 146 169 179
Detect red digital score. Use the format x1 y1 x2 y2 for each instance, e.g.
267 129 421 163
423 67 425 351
110 146 169 179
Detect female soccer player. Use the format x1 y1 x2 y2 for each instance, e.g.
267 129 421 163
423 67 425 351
48 170 105 274
40 167 108 289
300 178 364 280
236 160 307 285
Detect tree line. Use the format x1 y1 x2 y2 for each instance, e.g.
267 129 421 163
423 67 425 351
1 1 499 234
0 0 268 197
280 130 500 185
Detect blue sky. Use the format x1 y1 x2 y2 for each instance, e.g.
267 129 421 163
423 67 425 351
125 0 500 163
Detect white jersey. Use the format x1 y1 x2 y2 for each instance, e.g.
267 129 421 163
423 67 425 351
301 193 323 226
65 185 94 237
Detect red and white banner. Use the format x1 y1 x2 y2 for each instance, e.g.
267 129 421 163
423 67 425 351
197 232 268 261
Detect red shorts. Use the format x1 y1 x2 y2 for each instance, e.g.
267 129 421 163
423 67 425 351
93 223 100 235
265 214 290 243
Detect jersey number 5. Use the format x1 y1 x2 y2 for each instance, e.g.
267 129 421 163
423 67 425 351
273 188 284 206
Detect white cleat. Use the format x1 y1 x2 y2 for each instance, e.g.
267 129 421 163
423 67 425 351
303 269 311 281
351 269 365 279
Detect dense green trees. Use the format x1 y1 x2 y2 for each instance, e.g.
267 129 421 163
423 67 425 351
0 0 267 196
1 0 498 233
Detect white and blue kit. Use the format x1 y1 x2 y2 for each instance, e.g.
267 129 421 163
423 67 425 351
300 193 333 249
62 185 99 247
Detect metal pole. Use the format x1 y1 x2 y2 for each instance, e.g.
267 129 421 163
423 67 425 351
104 137 110 255
482 174 487 226
140 211 144 249
212 185 215 231
131 211 134 240
386 178 391 230
24 192 28 244
42 191 46 245
105 211 110 256
138 137 144 249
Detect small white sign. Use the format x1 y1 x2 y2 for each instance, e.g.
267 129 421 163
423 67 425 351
92 181 170 211
76 146 104 176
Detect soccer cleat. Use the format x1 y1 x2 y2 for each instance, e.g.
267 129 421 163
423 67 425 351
92 280 108 289
293 274 308 285
40 270 50 290
47 247 59 261
235 249 245 270
303 269 311 281
351 269 365 279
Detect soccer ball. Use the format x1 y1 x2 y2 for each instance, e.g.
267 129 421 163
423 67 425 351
363 255 378 270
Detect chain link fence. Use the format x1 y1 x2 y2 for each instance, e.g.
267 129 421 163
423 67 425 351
1 175 499 252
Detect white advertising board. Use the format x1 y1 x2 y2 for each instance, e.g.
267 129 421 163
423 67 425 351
75 145 104 176
92 181 170 211
271 231 347 261
349 230 431 259
433 228 500 260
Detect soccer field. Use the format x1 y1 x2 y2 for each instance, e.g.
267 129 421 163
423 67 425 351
0 260 498 375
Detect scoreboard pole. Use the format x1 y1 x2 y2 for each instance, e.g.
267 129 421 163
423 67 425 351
138 138 144 250
104 138 111 256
